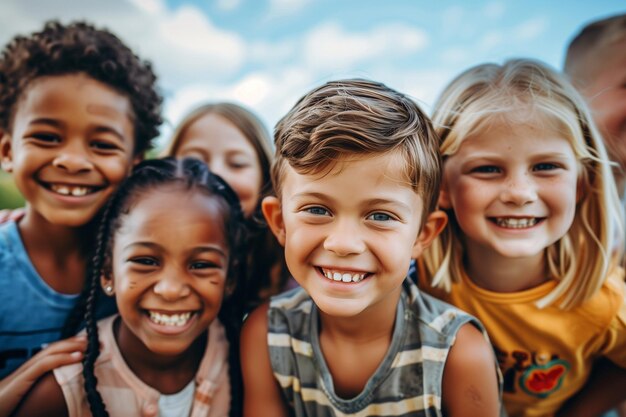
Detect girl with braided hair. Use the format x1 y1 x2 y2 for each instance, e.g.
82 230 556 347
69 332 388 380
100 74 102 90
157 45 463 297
13 157 246 417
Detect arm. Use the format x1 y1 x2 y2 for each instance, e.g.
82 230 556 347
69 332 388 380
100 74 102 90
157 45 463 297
240 303 289 417
442 323 501 417
10 371 68 417
555 357 626 417
0 336 84 417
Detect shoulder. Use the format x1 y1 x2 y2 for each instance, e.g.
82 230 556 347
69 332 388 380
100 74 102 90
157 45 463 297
406 278 478 338
12 371 69 417
578 266 625 328
442 323 501 417
447 323 496 369
242 302 270 346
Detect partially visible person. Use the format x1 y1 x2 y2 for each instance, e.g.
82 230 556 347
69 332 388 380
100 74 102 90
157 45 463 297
564 14 626 202
242 79 503 417
12 157 245 417
564 15 626 417
420 59 626 417
162 102 290 314
0 20 162 416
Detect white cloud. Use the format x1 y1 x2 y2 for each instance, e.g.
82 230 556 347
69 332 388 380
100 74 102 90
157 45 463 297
302 22 428 72
162 66 317 146
479 30 504 50
249 39 297 65
128 0 165 15
513 17 548 41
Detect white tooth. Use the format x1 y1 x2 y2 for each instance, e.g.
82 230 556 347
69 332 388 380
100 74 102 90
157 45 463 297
56 185 70 195
325 270 332 279
352 274 362 282
333 272 342 281
71 187 87 196
342 274 351 282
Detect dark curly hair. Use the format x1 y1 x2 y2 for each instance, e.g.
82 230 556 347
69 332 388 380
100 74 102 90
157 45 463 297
0 20 162 155
64 157 247 417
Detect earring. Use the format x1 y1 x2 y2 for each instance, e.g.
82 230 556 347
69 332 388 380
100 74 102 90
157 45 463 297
104 284 113 295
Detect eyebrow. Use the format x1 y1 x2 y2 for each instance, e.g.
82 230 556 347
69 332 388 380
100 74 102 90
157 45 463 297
292 192 413 211
28 118 127 143
123 242 227 258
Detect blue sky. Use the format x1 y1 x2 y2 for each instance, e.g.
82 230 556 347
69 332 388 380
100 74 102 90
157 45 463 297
1 0 624 147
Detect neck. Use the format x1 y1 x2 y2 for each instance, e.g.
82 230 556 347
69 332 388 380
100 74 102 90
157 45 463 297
318 285 401 343
18 207 96 256
17 207 96 294
464 244 548 292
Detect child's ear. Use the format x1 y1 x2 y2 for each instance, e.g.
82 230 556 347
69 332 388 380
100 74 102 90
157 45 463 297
132 152 144 167
262 196 286 246
100 275 115 297
0 132 13 172
411 210 447 259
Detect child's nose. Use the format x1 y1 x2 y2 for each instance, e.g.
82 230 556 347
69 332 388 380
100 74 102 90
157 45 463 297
323 219 366 256
500 173 538 205
52 145 93 174
153 274 191 301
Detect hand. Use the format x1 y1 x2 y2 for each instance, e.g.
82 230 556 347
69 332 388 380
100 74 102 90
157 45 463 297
0 208 25 224
0 335 86 417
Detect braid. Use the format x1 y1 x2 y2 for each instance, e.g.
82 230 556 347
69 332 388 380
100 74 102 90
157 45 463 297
82 257 108 417
81 184 125 417
71 157 247 415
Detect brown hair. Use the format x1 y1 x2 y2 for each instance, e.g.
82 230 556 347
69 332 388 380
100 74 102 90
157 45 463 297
0 20 162 155
273 78 441 223
564 13 626 86
162 102 273 191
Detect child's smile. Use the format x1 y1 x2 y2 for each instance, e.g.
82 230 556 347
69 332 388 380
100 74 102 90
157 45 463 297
265 151 441 319
1 73 136 228
440 121 579 263
318 267 368 283
107 186 229 358
490 217 544 229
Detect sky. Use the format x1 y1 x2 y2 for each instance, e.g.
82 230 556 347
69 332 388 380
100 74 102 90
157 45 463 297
1 0 624 148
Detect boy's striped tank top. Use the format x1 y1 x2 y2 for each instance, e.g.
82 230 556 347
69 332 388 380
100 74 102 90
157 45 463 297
267 278 501 417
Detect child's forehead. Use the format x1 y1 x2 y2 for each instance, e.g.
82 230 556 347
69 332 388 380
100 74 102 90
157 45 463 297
10 73 135 136
285 152 419 194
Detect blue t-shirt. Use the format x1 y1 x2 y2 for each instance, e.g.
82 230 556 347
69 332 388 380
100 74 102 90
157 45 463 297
0 221 116 378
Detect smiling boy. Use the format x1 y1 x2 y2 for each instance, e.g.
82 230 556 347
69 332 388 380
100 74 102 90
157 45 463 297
0 21 162 415
241 79 503 417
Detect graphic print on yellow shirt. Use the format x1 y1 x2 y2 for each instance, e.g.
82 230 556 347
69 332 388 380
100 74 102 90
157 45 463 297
414 260 626 417
495 346 569 398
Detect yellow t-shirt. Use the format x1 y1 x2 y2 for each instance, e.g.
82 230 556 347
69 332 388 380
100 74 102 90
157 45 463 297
418 263 626 417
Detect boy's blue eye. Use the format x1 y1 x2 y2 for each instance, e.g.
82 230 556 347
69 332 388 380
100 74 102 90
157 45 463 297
306 207 329 216
367 212 392 221
534 163 558 171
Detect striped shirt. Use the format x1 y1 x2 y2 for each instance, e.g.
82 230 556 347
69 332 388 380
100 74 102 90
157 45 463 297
267 278 497 417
